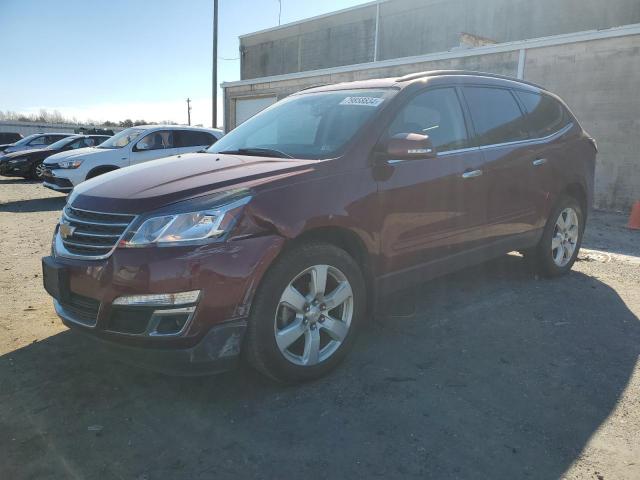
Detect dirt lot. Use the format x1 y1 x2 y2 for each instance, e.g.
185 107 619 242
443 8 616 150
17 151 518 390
1 177 639 480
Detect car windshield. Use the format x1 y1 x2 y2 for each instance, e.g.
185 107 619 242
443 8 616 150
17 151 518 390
96 128 144 149
47 137 79 150
208 89 395 159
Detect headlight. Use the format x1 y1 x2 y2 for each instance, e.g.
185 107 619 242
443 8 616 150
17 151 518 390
121 195 251 247
58 159 83 169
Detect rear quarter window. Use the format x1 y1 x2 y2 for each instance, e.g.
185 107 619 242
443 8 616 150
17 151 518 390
515 91 570 138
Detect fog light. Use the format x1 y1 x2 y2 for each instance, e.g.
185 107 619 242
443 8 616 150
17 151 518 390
113 290 200 307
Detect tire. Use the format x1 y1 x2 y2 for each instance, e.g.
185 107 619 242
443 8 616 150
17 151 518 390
245 242 366 383
29 161 46 180
525 194 584 277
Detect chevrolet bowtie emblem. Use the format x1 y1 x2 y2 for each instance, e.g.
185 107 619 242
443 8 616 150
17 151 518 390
59 223 76 239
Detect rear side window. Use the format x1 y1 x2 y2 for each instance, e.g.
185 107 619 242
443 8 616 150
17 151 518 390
516 91 569 138
462 87 529 146
29 135 48 146
387 87 470 152
176 131 216 148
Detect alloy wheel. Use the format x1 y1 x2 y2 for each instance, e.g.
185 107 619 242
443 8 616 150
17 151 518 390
551 207 579 267
35 162 46 179
274 264 353 366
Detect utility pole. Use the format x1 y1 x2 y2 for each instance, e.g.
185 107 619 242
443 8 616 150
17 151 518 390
212 0 218 129
186 98 192 125
278 0 282 25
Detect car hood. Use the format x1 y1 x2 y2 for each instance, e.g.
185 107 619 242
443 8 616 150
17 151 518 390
44 146 105 164
70 152 317 214
2 147 55 161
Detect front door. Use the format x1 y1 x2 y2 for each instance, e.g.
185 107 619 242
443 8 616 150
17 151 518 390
130 130 179 166
375 87 489 285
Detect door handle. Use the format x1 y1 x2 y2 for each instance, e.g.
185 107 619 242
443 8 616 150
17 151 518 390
462 169 483 179
532 158 548 166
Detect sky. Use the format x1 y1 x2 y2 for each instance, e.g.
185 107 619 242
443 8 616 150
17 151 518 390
0 0 371 128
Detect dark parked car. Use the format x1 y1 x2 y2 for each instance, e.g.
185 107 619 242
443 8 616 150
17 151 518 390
0 132 23 150
0 132 73 156
42 71 596 382
0 135 110 179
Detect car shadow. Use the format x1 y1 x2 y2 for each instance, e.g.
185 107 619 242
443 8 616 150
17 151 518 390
0 196 66 213
1 255 638 479
0 178 40 185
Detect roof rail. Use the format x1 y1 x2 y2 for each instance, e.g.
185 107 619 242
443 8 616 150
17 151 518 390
395 70 545 89
297 83 330 92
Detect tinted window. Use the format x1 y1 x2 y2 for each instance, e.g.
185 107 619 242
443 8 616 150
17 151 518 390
177 131 215 148
462 87 529 146
136 131 175 151
516 91 569 138
388 88 470 151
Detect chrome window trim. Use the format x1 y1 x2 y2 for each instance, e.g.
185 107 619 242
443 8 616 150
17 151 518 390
385 122 571 165
477 122 573 151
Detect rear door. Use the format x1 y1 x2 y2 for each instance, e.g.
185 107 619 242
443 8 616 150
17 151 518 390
376 87 489 277
175 130 217 154
461 86 538 242
130 129 179 165
514 90 575 227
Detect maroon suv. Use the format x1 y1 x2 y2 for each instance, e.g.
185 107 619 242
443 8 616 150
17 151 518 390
42 71 596 382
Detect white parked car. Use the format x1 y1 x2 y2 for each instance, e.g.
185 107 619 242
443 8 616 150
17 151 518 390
42 125 223 192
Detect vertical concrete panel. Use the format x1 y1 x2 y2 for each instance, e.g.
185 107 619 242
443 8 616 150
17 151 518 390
524 36 640 210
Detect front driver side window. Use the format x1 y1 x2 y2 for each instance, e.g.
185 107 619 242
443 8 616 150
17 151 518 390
387 88 470 152
136 131 174 151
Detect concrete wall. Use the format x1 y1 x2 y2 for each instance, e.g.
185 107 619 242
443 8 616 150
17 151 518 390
225 30 640 211
523 36 640 210
240 0 640 79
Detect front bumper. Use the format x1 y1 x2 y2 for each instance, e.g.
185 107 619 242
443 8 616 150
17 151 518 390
42 168 74 191
42 234 285 374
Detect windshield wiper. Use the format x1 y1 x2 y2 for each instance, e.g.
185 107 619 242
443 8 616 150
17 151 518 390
218 148 293 159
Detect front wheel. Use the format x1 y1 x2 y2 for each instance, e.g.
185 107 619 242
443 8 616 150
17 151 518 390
29 161 46 180
245 242 366 383
526 195 584 277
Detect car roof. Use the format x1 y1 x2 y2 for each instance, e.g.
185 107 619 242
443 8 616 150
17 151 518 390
295 70 545 95
132 125 222 133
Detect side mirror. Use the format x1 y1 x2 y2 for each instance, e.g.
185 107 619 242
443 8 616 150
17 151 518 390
383 133 436 160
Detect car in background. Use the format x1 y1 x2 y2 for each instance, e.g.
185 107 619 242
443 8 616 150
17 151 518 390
42 125 223 192
0 132 23 150
0 133 74 155
0 134 111 179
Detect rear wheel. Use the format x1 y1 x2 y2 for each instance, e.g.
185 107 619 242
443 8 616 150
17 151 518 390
525 195 584 277
245 243 365 383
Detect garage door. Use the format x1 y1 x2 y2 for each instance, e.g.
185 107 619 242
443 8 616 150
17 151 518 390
235 96 277 126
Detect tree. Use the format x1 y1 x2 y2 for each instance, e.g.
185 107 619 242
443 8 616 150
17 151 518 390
120 119 133 128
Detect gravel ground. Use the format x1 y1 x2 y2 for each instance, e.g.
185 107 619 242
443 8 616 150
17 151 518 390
1 177 639 480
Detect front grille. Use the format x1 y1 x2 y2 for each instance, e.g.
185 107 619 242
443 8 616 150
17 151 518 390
59 206 135 259
58 293 100 327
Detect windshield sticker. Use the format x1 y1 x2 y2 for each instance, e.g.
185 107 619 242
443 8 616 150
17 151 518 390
339 96 384 107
